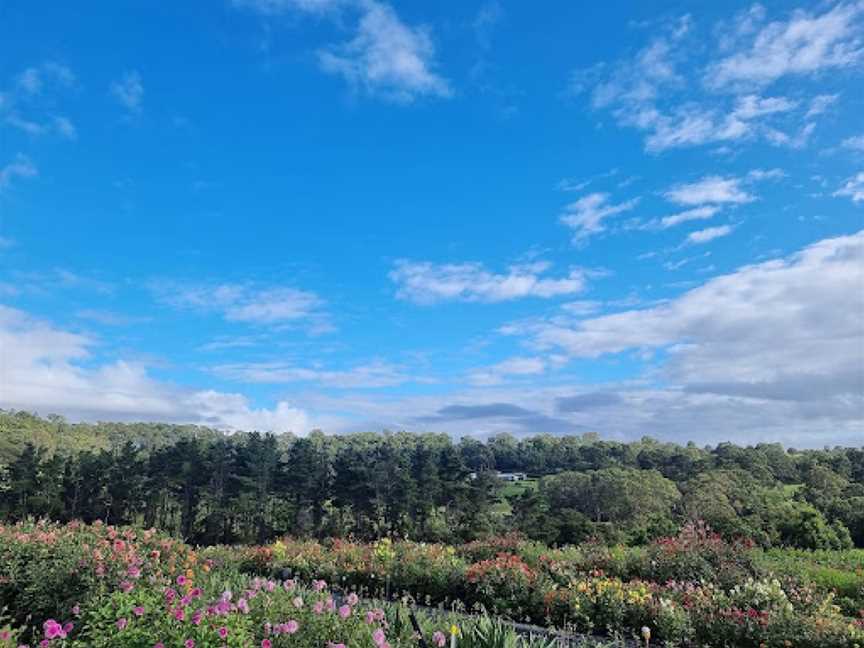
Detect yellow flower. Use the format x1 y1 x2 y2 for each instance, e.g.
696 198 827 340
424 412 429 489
450 625 461 637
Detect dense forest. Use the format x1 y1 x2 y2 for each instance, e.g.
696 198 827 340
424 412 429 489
1 409 862 549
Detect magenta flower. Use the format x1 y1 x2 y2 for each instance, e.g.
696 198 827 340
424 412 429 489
43 619 67 640
285 620 299 635
185 640 195 648
177 575 188 586
373 628 386 646
153 644 164 648
218 627 229 639
365 611 375 625
339 605 352 619
133 606 145 617
116 618 128 631
261 641 272 648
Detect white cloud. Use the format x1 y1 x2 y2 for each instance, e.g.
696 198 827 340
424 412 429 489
467 356 546 386
659 205 721 228
686 224 733 244
232 0 344 15
805 93 839 118
706 2 864 89
834 172 864 203
390 260 586 304
842 134 864 151
0 305 313 433
317 1 450 102
13 62 75 95
151 281 330 328
213 359 414 388
0 154 37 192
664 175 754 206
763 121 816 149
110 71 144 112
234 0 450 102
506 232 864 399
52 116 77 140
560 192 640 244
573 6 857 152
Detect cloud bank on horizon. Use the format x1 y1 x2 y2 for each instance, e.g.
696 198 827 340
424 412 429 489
1 1 862 447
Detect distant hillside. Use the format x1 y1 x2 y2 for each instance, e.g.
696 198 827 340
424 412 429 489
0 409 224 463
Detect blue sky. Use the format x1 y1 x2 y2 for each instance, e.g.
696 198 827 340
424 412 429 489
1 0 863 446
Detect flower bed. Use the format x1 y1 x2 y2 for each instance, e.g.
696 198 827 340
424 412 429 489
1 520 863 647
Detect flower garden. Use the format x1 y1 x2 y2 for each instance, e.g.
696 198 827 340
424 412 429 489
1 520 863 647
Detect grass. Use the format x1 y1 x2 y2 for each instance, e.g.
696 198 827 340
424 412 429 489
494 479 539 514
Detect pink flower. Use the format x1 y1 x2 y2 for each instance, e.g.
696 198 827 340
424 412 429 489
261 641 272 648
173 608 185 622
313 579 327 592
128 565 141 578
283 579 296 591
339 605 352 619
153 644 164 648
365 611 376 624
237 598 250 614
347 593 359 606
133 606 145 617
116 618 128 631
62 622 74 634
177 575 188 586
328 643 347 648
0 631 9 640
313 601 325 615
218 627 229 639
43 619 67 640
185 640 195 648
71 604 81 616
373 628 386 646
120 581 134 593
285 620 299 634
433 631 446 647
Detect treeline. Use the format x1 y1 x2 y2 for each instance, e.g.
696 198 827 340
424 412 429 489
0 410 862 549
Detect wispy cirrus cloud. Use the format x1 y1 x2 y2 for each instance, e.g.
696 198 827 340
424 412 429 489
110 71 144 112
466 356 546 386
150 281 333 331
686 224 733 244
704 2 864 89
1 63 77 140
0 154 38 192
233 0 451 103
663 175 755 206
571 4 864 153
390 260 587 304
560 192 640 244
213 359 417 388
834 171 864 203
